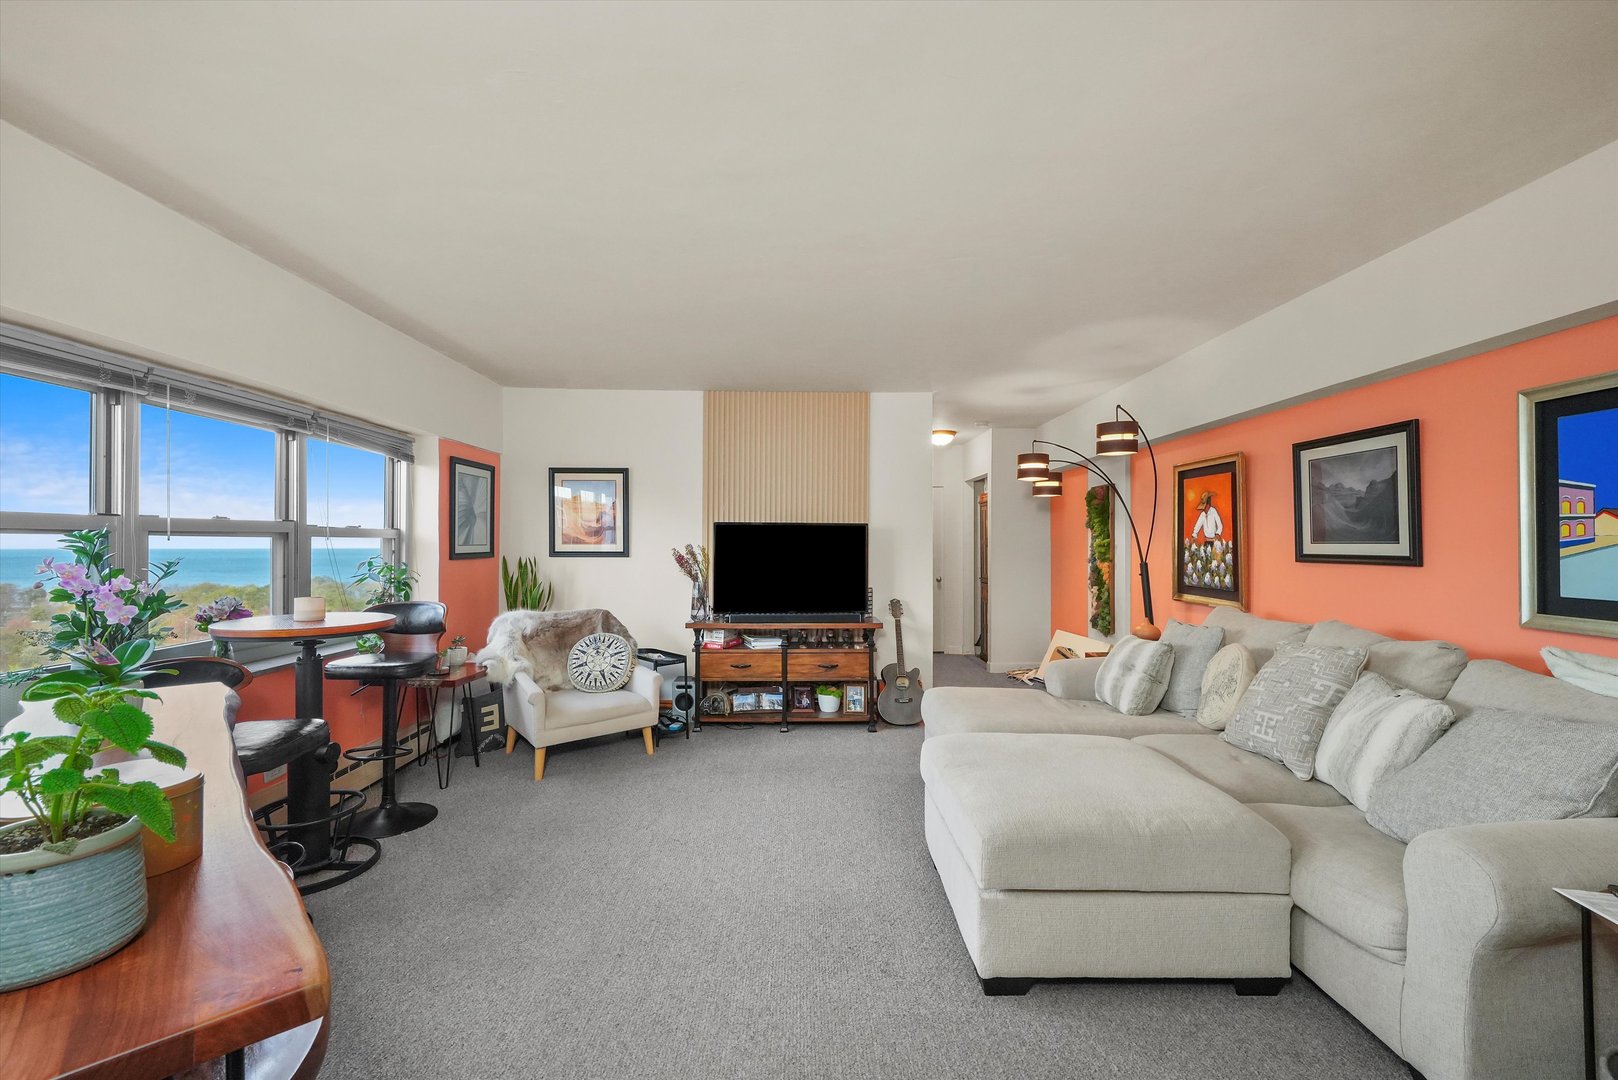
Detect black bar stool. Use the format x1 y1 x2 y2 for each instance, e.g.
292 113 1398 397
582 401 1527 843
325 601 445 839
143 657 379 893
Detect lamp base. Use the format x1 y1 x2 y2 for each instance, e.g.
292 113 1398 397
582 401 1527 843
1132 622 1162 641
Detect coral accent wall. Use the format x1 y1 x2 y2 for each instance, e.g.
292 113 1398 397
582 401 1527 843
1050 479 1092 638
1117 316 1617 672
438 438 501 653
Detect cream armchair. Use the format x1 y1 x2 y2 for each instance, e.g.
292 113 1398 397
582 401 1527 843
501 665 661 780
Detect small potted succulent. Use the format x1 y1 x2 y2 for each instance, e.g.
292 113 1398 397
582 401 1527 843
194 595 253 657
815 684 842 714
444 635 469 668
0 529 187 991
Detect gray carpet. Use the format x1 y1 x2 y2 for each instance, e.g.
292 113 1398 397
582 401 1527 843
306 725 1407 1080
932 653 1039 690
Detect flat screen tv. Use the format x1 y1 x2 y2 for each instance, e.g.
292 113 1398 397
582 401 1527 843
711 522 868 618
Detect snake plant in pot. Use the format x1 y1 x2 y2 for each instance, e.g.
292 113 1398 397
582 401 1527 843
0 528 188 991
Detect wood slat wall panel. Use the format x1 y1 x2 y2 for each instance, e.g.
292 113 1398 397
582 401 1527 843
703 391 869 531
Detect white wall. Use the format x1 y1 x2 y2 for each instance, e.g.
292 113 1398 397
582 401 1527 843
1040 140 1618 630
870 393 933 686
0 122 501 448
931 440 968 656
499 389 704 655
984 428 1052 671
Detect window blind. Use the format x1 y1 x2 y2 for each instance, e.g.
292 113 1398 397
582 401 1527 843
0 322 416 462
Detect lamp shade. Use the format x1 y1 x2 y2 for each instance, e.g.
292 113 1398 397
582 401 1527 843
931 429 956 446
1096 419 1140 456
1016 452 1051 482
1032 474 1063 497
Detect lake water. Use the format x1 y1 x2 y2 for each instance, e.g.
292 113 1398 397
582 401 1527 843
1 546 381 589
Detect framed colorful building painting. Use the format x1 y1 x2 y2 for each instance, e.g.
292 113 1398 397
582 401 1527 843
1172 452 1248 610
1520 372 1618 638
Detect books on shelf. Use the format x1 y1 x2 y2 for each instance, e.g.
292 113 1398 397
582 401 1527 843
700 629 742 650
742 633 784 650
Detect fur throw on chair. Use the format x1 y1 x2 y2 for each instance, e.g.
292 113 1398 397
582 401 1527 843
478 609 638 690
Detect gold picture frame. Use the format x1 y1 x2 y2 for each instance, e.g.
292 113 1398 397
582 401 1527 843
1171 452 1248 611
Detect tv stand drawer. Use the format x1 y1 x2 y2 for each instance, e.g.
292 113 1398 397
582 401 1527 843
700 651 782 679
786 650 869 681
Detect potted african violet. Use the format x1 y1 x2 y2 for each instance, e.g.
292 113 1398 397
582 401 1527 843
0 529 188 991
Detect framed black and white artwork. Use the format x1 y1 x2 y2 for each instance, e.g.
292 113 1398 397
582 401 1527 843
1293 420 1421 566
448 457 495 560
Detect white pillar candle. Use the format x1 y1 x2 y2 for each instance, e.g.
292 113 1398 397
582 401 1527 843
292 596 327 622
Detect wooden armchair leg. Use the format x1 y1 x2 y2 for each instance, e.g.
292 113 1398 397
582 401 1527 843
505 727 517 755
642 726 655 756
533 746 547 782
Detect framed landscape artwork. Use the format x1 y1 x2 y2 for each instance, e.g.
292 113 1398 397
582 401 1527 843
549 468 629 557
1520 372 1618 639
1172 453 1247 610
448 457 495 559
1293 420 1422 566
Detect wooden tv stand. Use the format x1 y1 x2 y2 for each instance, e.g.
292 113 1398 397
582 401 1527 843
686 620 882 732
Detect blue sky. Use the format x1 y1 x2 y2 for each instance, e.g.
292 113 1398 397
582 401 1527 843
1 372 385 533
1559 407 1618 513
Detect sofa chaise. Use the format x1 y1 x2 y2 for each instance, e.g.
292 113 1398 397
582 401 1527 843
919 608 1618 1080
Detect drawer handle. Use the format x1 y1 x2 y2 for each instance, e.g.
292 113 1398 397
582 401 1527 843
817 663 837 670
733 663 752 670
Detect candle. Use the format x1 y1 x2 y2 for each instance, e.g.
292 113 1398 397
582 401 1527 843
292 596 326 622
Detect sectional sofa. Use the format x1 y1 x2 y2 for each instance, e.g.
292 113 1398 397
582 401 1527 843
919 608 1618 1080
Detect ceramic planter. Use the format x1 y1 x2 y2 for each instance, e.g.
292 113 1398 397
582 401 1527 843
0 814 150 991
817 693 841 714
444 646 469 667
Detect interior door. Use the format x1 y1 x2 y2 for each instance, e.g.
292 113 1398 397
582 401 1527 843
975 486 989 662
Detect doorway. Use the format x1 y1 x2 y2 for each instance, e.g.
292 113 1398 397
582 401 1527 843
973 480 988 662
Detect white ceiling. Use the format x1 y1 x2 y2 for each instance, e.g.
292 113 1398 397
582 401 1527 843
2 1 1615 428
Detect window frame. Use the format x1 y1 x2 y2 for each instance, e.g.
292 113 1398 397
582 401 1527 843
1 363 410 670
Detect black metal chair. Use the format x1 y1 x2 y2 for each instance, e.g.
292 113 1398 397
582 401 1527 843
325 601 445 839
143 656 380 894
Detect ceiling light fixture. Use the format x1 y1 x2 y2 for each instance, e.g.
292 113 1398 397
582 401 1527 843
931 429 957 446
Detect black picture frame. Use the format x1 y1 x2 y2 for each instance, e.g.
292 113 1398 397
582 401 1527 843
1520 373 1618 638
1292 420 1422 566
448 457 496 560
548 468 630 557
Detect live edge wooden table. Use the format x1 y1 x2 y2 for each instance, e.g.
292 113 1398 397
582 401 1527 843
0 683 331 1080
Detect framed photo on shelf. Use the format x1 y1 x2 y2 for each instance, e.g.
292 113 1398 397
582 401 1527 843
843 683 866 714
1293 420 1421 566
549 468 629 557
1172 453 1248 610
1519 372 1618 639
791 685 815 711
448 457 495 560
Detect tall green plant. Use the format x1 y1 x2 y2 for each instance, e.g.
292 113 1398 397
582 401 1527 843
501 556 554 611
1085 486 1115 637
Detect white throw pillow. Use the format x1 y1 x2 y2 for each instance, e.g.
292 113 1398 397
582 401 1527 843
1542 646 1618 699
1093 635 1175 716
1159 619 1226 717
1197 643 1256 730
1315 672 1455 811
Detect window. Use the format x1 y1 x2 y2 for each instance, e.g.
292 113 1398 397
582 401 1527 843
0 373 94 515
1563 498 1572 514
0 326 412 672
1577 498 1587 514
1562 523 1572 538
1576 522 1587 537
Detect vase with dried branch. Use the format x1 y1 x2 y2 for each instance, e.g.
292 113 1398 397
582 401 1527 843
672 544 711 622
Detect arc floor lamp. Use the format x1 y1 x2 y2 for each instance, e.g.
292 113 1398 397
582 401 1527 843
1018 405 1161 639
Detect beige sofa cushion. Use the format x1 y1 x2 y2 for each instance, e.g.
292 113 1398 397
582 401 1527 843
1445 658 1618 722
1202 608 1311 667
1305 619 1468 700
920 733 1290 893
919 686 1207 739
1250 802 1409 958
1133 733 1349 807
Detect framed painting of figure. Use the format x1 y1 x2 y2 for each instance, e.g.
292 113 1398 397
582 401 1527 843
1173 453 1247 610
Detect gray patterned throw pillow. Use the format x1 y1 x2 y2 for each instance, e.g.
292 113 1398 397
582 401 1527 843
1223 642 1369 780
1093 635 1175 716
567 632 634 693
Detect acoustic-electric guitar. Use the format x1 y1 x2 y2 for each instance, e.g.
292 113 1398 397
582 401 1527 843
877 598 924 726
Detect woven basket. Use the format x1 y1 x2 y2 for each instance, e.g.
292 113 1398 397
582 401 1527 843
0 814 149 991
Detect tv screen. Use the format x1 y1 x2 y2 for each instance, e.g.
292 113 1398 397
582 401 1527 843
711 522 868 617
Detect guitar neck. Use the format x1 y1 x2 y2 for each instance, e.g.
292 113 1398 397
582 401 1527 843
894 618 905 669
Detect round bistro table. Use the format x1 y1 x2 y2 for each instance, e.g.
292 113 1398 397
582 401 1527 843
209 611 397 721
